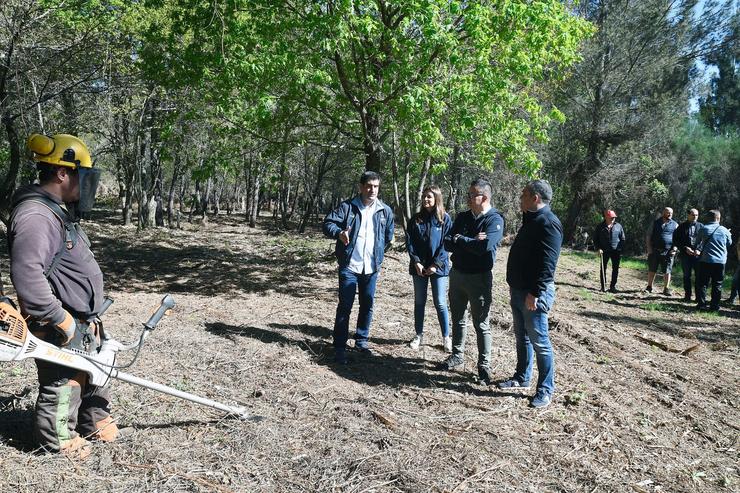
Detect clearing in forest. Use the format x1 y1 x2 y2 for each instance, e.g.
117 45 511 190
0 213 737 492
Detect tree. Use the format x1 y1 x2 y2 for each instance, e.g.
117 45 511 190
140 0 591 178
544 0 715 243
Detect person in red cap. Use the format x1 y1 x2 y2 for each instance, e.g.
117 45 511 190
594 209 626 292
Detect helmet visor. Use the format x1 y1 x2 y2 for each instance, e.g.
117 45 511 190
77 167 101 213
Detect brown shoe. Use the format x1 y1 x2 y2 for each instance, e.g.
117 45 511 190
60 436 92 460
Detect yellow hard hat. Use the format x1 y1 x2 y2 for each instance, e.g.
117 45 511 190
27 134 92 169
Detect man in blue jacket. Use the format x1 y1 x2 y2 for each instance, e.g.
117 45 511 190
323 171 395 364
438 178 504 385
498 180 562 409
694 210 732 312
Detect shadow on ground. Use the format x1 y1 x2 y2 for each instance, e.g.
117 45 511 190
204 321 515 395
90 216 335 298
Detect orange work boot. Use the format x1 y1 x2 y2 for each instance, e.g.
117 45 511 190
60 436 92 460
91 416 134 442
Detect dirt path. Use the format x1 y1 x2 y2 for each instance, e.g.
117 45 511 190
1 214 737 492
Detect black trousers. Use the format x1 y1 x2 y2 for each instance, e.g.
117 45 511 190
600 250 621 290
696 262 725 309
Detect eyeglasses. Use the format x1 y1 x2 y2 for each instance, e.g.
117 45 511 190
467 193 484 199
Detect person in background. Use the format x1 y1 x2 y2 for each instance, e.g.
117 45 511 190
645 207 679 296
694 210 732 312
593 209 625 293
727 240 739 305
672 208 703 302
322 171 395 364
405 186 452 352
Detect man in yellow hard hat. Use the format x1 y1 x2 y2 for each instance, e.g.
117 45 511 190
7 134 122 458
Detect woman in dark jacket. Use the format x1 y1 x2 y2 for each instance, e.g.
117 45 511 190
405 185 452 352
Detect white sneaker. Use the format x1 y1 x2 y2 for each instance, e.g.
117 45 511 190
443 336 452 353
409 334 423 350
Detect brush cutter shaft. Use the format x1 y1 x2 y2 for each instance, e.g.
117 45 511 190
112 370 248 417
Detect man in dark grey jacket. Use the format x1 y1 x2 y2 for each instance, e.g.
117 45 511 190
9 134 120 459
594 209 625 292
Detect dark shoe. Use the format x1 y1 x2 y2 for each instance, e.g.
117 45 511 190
355 346 373 356
726 297 737 305
644 285 653 293
663 288 673 296
696 303 709 311
478 366 494 386
530 390 552 409
608 286 618 293
497 378 531 391
437 354 464 371
683 296 692 302
334 348 348 364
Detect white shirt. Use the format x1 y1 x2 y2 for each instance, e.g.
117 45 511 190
348 197 377 274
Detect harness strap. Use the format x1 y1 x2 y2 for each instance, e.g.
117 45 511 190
11 196 79 279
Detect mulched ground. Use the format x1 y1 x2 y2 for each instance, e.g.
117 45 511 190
0 212 737 492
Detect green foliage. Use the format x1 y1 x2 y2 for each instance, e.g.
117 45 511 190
138 0 592 176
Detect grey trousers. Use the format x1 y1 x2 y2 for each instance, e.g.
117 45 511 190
449 268 493 370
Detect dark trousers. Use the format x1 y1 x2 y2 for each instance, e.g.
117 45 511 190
680 254 699 300
696 262 725 310
600 250 621 291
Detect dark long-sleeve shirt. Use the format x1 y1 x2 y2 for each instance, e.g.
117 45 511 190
506 205 563 297
8 185 104 325
594 221 626 252
443 208 504 274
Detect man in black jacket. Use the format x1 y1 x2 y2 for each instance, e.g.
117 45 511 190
594 209 626 292
498 180 562 409
672 208 702 302
438 178 504 385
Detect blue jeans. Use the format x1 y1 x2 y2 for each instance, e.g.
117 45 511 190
510 284 556 395
333 268 378 349
412 274 450 338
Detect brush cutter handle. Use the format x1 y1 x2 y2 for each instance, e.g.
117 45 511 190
98 297 114 317
144 294 175 330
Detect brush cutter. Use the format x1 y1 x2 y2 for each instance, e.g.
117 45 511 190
0 294 250 419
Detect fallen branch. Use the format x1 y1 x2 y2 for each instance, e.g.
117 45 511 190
635 334 700 356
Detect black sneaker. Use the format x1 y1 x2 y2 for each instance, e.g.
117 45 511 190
478 366 494 386
609 286 618 293
497 378 531 391
355 346 373 356
644 285 653 293
663 288 673 296
437 354 464 371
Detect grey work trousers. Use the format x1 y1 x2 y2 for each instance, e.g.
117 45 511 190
449 268 493 370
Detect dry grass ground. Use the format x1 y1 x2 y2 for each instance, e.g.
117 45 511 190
0 212 737 492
